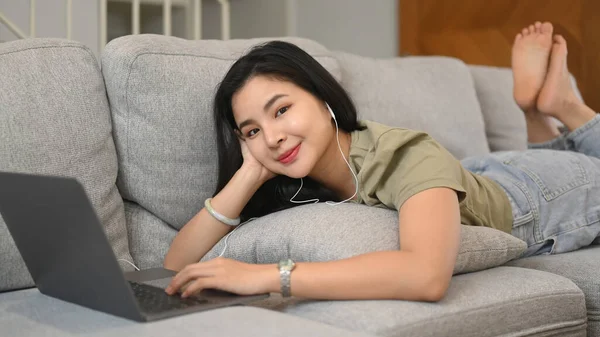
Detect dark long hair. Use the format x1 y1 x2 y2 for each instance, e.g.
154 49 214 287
213 40 365 221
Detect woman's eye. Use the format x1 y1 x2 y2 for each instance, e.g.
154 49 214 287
246 128 259 137
275 106 288 117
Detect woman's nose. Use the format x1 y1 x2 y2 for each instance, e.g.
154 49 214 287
264 127 286 147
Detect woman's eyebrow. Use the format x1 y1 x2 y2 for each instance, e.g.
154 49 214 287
238 119 255 130
264 94 288 112
238 94 288 130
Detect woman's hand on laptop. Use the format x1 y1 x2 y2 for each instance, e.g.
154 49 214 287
164 257 278 298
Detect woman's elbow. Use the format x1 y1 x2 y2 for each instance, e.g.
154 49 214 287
421 282 449 302
420 274 451 302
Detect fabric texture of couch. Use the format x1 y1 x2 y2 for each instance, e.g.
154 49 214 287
0 39 134 293
1 35 600 336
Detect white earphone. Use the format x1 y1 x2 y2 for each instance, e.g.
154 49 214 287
288 102 359 205
328 102 337 120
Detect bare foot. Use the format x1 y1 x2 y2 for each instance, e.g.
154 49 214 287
537 35 579 115
512 22 561 143
536 34 596 132
512 22 554 112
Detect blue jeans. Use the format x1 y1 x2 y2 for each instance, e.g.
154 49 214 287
461 115 600 257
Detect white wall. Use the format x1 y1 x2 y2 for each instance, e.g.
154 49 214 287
231 0 287 39
222 0 399 58
106 2 188 42
0 0 99 56
1 0 398 59
292 0 398 58
191 0 289 40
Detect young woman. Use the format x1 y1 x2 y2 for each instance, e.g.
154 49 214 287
163 22 600 302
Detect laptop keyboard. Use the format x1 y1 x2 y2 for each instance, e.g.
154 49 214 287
128 281 210 314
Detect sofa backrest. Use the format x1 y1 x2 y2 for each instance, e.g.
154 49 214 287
333 51 491 159
0 39 134 291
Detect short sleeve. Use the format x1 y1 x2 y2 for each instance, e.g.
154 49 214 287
358 129 467 210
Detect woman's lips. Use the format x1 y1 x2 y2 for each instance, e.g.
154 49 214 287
278 144 301 164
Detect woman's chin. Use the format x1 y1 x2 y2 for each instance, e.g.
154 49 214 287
276 164 311 179
278 172 306 179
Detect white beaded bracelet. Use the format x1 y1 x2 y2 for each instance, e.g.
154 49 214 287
204 198 241 227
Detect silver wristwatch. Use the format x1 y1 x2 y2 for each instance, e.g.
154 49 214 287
278 259 296 297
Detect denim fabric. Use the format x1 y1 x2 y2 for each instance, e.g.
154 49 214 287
461 115 600 257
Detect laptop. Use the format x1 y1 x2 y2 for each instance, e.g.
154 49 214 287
0 171 269 322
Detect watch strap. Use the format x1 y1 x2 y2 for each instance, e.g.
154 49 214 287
278 259 295 298
280 269 292 297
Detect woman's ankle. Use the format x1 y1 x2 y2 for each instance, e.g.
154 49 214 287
525 111 562 143
555 100 597 132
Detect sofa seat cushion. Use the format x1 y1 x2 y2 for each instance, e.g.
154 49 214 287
251 267 586 337
101 35 341 233
506 244 600 337
0 38 134 292
0 289 375 337
334 51 490 160
202 203 527 276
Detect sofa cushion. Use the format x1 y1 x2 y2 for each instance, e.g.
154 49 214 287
506 245 600 337
251 267 585 337
334 51 490 160
0 289 375 337
0 38 134 291
469 66 528 152
202 203 527 276
101 35 341 232
123 201 176 269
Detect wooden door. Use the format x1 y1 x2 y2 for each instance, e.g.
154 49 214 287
400 0 600 113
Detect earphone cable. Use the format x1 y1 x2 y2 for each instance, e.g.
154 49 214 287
289 105 359 205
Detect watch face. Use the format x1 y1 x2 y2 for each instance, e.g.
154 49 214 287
279 259 295 271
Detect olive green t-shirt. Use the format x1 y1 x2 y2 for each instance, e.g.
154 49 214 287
348 120 513 234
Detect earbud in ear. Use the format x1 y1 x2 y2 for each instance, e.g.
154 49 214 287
325 102 336 121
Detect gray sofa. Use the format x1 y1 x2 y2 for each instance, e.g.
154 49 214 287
1 35 600 337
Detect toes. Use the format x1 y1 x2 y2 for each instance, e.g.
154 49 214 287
515 33 523 42
553 35 568 57
550 35 568 64
554 34 567 45
553 35 560 43
540 22 553 34
549 49 567 73
518 22 555 41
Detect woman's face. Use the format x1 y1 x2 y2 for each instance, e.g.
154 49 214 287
232 75 334 178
